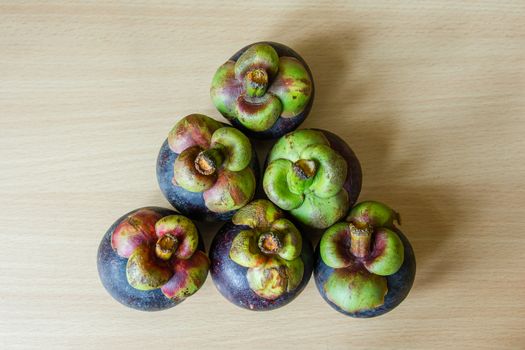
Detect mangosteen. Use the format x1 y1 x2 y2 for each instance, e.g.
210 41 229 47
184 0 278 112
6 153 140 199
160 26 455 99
210 42 314 138
210 200 313 311
97 207 209 311
156 114 259 221
263 129 362 229
314 201 416 317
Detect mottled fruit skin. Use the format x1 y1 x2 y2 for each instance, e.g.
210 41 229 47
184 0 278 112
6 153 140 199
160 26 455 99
225 42 315 139
157 138 260 222
314 228 416 317
210 222 314 311
97 207 206 311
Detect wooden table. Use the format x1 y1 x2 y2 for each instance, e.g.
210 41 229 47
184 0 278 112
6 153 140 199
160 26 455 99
1 1 524 349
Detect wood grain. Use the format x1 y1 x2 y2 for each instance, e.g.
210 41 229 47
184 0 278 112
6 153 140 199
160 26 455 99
1 1 524 349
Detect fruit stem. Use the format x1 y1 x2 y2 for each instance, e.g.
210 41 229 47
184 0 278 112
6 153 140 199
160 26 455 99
155 233 179 260
194 147 224 175
287 159 317 194
245 68 268 97
348 223 373 258
258 231 282 254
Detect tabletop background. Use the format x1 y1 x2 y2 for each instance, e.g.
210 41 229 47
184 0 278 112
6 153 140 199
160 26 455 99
1 1 524 349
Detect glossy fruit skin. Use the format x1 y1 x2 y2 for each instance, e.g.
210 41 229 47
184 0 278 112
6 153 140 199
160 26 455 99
314 227 416 317
223 41 315 139
156 136 260 222
210 222 314 311
264 129 362 228
97 207 206 311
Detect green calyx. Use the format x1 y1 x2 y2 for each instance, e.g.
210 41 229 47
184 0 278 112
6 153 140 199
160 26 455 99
113 210 208 300
263 159 304 210
210 127 252 171
126 243 173 291
229 214 302 265
194 127 252 175
319 201 406 313
235 93 282 132
320 202 404 275
229 230 267 268
170 121 256 213
324 268 387 314
210 61 240 119
161 250 210 301
232 199 284 230
155 215 199 260
267 129 330 163
319 222 354 269
263 129 349 228
234 43 279 80
364 227 404 276
228 200 304 300
211 43 312 132
246 256 304 301
174 146 217 192
290 190 350 229
168 114 223 154
271 218 302 261
268 57 313 118
202 167 256 213
300 144 347 198
347 201 401 229
288 159 317 194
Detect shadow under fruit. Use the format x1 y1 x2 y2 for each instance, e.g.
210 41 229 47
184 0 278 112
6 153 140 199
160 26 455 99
210 200 314 311
314 201 416 317
97 207 209 311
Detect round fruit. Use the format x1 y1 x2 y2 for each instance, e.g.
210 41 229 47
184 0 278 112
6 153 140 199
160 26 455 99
157 114 259 221
263 129 362 229
210 200 313 311
211 42 314 138
97 207 209 311
314 201 416 317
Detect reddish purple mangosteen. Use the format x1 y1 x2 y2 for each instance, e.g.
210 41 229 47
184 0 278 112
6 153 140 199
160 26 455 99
156 114 259 221
263 129 362 229
314 201 416 317
210 200 313 311
97 207 209 311
211 42 314 138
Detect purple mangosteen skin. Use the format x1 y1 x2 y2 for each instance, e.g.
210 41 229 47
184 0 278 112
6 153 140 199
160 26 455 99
97 207 206 311
314 228 416 318
156 138 260 222
210 222 314 311
226 41 315 139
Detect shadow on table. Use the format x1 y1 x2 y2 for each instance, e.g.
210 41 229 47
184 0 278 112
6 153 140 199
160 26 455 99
387 184 462 289
259 22 462 288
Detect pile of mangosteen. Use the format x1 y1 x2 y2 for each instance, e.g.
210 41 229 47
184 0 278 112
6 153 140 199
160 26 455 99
97 42 416 318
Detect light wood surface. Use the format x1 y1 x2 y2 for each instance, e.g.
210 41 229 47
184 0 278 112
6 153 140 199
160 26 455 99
1 1 524 349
